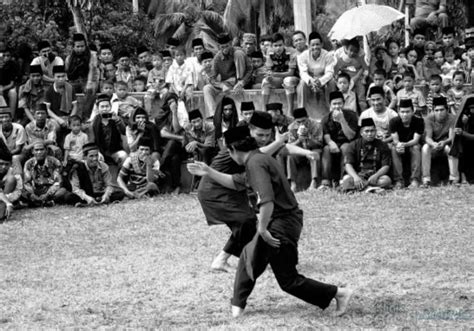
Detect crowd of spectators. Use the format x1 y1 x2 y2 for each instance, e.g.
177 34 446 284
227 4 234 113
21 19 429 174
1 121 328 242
0 7 474 222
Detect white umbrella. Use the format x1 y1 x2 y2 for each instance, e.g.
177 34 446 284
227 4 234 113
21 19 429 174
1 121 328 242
328 4 405 41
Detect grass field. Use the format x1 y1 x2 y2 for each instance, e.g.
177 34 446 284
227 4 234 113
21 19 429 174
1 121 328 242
0 186 473 329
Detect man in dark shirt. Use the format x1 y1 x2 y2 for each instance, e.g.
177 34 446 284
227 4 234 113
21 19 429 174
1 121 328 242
18 65 46 124
320 91 358 188
202 33 252 118
0 50 17 115
188 126 353 318
389 98 424 189
342 118 392 192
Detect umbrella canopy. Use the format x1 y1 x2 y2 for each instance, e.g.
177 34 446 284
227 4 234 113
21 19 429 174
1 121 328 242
328 4 404 41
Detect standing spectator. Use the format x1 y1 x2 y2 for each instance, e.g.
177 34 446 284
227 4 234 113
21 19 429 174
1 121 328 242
63 115 89 166
447 71 469 114
18 65 45 124
297 31 335 119
31 40 64 84
389 99 424 189
202 33 252 118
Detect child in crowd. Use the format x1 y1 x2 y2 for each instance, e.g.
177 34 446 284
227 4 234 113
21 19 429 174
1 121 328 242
196 51 214 90
133 75 147 92
249 50 266 88
461 38 474 84
410 28 426 60
426 74 447 114
165 47 193 104
441 48 460 88
147 52 165 89
385 38 402 79
367 69 397 109
336 72 357 113
447 71 468 114
401 46 423 82
111 81 141 121
63 115 88 166
260 35 272 56
396 71 426 116
115 49 136 90
161 50 173 74
422 41 441 82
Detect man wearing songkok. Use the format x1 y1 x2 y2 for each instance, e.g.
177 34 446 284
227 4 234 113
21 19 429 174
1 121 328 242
266 102 293 135
342 118 392 193
18 64 46 124
389 98 424 189
0 107 26 174
287 107 322 191
237 101 255 126
421 97 458 187
184 109 217 164
31 39 64 84
320 91 358 189
0 150 22 221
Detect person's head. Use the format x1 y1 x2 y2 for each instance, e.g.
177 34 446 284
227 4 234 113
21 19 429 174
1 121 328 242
104 62 116 80
265 103 283 121
217 33 233 55
174 47 186 65
271 33 285 55
222 97 235 121
161 50 173 68
452 70 466 89
133 75 147 92
336 72 351 93
68 115 82 134
466 26 474 39
96 93 112 116
137 137 152 159
248 111 273 147
465 37 474 59
412 29 426 48
444 48 455 64
308 31 323 56
101 80 114 95
406 47 418 65
117 49 131 68
133 107 148 125
242 33 257 55
37 40 51 58
398 98 414 123
32 141 47 161
137 45 151 65
198 51 213 70
374 46 387 61
344 37 360 58
368 86 386 113
250 51 264 69
0 108 12 130
240 101 255 123
292 31 307 52
434 49 444 66
72 33 87 54
432 97 449 122
373 69 386 86
329 91 344 112
114 81 129 99
385 38 400 58
402 71 415 90
52 65 67 87
441 27 455 47
83 143 100 168
34 104 48 125
292 107 308 126
166 37 180 55
163 93 178 112
260 34 272 54
331 39 340 50
224 126 257 164
0 150 12 175
424 41 436 59
359 118 377 142
152 53 163 69
188 109 203 130
429 74 442 93
29 64 43 85
99 43 113 63
192 38 205 57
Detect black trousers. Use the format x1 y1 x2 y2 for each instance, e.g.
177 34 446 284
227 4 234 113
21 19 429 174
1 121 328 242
160 140 184 190
223 219 256 257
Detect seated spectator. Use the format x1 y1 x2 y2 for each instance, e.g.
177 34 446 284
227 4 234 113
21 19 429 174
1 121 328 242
341 118 392 193
133 75 147 92
63 115 88 167
399 46 424 83
117 137 160 199
266 102 293 134
447 71 469 114
213 97 238 149
18 64 45 124
384 38 403 80
98 43 114 85
287 107 323 191
31 39 64 84
248 51 266 88
0 51 17 115
115 49 136 90
422 97 458 186
65 33 98 94
409 0 448 31
24 104 62 159
21 140 70 207
155 93 185 194
0 108 26 174
292 30 308 56
202 33 252 118
147 52 166 89
453 95 474 183
360 86 398 143
367 69 397 110
260 34 272 56
187 38 206 89
390 99 424 189
126 107 160 155
70 143 125 206
237 101 255 126
0 150 22 220
195 51 213 91
410 28 426 60
241 33 258 56
440 27 464 60
440 48 460 87
396 71 426 116
320 91 358 189
297 31 335 119
165 47 193 107
336 72 357 113
426 74 447 114
461 37 474 84
136 45 152 69
184 109 217 164
161 50 174 72
165 37 180 56
421 41 441 81
90 94 128 166
110 81 141 121
102 62 117 84
262 32 299 115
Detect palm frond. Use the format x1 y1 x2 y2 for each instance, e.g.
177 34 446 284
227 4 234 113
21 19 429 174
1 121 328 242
152 12 187 36
223 0 249 34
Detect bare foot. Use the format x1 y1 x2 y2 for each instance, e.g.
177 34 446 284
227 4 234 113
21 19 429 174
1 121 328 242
231 305 244 318
333 287 353 317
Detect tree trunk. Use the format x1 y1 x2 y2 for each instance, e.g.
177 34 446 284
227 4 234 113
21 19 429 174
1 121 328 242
69 4 88 37
132 0 139 14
